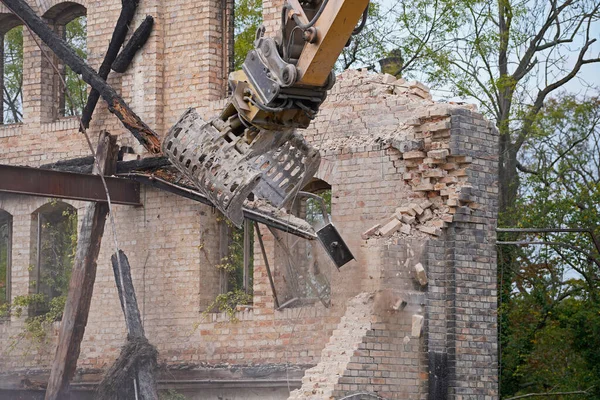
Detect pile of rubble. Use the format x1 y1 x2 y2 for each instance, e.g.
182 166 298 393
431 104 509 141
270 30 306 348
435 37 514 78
362 199 446 239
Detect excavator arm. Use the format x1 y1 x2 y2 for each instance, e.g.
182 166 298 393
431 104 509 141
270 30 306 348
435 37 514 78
163 0 370 226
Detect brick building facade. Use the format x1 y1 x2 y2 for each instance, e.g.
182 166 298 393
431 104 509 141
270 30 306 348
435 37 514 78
0 0 499 398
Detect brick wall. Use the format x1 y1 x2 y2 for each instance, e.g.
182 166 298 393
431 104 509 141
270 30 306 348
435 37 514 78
0 1 497 398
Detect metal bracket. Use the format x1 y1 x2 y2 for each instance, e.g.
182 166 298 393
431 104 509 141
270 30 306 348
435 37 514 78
297 191 355 268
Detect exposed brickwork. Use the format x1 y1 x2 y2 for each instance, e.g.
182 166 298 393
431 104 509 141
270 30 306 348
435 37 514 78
0 1 497 398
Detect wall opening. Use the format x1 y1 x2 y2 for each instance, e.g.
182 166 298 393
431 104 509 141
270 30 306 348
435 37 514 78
0 209 12 312
0 15 23 125
31 201 77 316
215 218 254 310
41 3 87 120
61 15 87 117
272 179 334 308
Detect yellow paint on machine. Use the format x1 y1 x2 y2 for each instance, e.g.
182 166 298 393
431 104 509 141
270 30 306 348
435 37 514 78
295 0 370 87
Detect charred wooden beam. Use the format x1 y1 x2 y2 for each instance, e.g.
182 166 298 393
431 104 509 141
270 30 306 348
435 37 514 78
108 250 158 400
0 0 162 154
116 156 170 173
45 132 119 400
41 156 171 174
81 0 140 130
112 16 154 73
41 156 96 172
111 251 144 338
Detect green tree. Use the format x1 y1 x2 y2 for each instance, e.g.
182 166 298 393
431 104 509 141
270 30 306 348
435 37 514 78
63 16 87 117
0 214 10 306
3 25 23 124
388 0 600 217
233 0 263 70
337 2 388 71
380 2 599 396
501 95 600 397
2 16 87 121
1 203 77 344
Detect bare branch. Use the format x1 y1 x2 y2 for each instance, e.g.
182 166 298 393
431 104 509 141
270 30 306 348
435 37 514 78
505 388 592 400
497 241 600 268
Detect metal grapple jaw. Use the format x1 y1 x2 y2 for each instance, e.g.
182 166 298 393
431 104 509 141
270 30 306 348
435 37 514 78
163 108 320 227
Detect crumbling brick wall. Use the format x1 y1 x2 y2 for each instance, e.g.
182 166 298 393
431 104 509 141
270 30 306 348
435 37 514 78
0 1 498 399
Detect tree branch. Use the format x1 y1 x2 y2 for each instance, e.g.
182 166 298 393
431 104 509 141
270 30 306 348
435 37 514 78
516 160 538 175
505 388 592 399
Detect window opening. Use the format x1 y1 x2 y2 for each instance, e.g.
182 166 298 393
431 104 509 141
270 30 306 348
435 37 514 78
274 180 333 308
61 15 87 117
211 217 253 316
305 188 332 226
34 202 77 316
0 210 12 309
220 218 254 295
2 25 23 124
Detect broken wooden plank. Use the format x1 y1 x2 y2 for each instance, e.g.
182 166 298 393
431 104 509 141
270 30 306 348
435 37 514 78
81 0 140 130
45 131 119 400
1 0 162 154
112 16 154 73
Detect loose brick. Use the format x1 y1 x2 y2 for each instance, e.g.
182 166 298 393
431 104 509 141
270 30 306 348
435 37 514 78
427 149 449 159
411 315 424 337
418 225 442 236
400 223 411 235
403 150 426 160
409 203 424 215
413 263 428 286
401 215 416 225
361 224 381 239
379 219 403 237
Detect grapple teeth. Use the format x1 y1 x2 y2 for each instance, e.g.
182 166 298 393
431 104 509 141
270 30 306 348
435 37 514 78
164 108 320 226
163 109 260 226
250 133 320 208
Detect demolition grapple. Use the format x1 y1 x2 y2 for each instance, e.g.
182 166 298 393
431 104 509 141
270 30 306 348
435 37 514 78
164 0 370 226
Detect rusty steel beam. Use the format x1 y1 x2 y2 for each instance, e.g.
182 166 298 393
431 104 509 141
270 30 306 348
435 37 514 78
0 164 140 206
